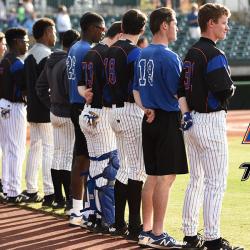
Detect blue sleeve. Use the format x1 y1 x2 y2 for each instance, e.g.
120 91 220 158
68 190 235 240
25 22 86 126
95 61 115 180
133 59 139 91
127 47 141 64
10 58 24 73
10 58 26 91
162 53 182 95
205 54 233 92
206 54 228 73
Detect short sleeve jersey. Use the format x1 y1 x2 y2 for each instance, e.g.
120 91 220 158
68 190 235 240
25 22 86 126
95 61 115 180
133 44 181 112
0 53 25 103
178 37 233 113
78 43 111 108
105 39 141 105
66 40 91 104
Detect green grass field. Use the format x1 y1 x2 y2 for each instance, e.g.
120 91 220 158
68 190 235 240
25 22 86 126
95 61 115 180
1 136 250 248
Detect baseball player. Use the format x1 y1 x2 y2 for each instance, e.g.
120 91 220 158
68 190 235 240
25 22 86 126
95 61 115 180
0 31 7 197
105 9 147 240
78 21 122 232
0 28 29 203
66 12 105 226
178 3 242 250
133 7 188 249
36 29 80 210
24 18 57 206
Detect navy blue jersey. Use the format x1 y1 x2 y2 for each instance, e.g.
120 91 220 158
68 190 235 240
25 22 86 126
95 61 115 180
105 39 141 105
66 40 91 104
0 53 25 103
78 43 111 108
178 37 234 113
133 44 181 112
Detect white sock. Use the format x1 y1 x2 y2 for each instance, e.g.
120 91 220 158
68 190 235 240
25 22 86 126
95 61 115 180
72 199 83 216
84 201 89 209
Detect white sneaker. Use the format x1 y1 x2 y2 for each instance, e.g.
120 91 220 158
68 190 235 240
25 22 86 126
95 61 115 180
69 213 82 227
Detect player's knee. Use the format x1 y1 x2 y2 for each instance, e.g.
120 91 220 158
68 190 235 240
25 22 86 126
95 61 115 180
159 174 176 186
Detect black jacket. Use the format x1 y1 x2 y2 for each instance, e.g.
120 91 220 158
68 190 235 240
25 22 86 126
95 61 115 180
36 49 71 117
25 43 51 122
0 53 26 103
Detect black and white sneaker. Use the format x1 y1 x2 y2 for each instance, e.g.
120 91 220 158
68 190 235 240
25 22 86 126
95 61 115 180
202 238 244 250
52 201 66 210
42 194 54 207
0 192 7 203
109 224 128 237
86 214 97 232
90 219 110 235
183 234 204 249
6 194 29 203
22 190 43 203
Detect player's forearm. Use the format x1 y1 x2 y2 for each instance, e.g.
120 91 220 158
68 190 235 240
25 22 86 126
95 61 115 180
178 96 190 114
133 90 146 111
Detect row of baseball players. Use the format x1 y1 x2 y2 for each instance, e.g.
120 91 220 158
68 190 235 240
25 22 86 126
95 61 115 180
0 3 242 250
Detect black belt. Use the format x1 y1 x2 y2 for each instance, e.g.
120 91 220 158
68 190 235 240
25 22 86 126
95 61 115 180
112 101 135 108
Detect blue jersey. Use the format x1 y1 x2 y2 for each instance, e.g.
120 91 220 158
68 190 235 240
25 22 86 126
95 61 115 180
66 40 91 104
133 44 182 112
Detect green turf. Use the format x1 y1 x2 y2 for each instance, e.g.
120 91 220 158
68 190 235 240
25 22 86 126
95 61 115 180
1 136 249 248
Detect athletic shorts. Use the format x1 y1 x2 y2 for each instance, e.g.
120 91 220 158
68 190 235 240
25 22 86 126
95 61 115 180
142 109 188 176
70 103 89 158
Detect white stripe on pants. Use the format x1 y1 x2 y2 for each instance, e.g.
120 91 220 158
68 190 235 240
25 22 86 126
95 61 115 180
25 122 54 195
109 102 146 184
50 113 75 171
79 106 117 188
0 100 26 197
182 110 228 240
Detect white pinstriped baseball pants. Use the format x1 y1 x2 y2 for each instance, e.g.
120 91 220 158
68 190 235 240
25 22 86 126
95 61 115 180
25 122 54 195
0 125 8 194
109 102 146 184
50 113 75 171
182 110 228 241
0 100 27 197
79 106 117 188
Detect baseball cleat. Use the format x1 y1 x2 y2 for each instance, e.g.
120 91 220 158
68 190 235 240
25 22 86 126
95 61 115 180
6 194 29 204
52 201 66 210
109 224 128 237
183 234 204 249
22 190 43 203
42 194 55 207
80 214 88 229
202 238 244 250
0 192 7 203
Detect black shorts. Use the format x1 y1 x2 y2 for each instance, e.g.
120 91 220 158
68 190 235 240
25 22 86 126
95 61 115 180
142 110 188 176
70 103 89 158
